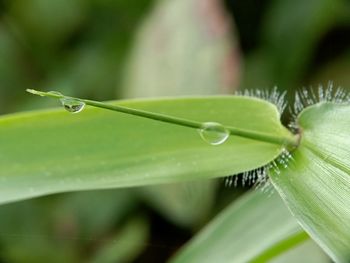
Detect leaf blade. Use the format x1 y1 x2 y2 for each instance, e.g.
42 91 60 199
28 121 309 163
0 96 289 204
270 102 350 262
170 189 327 263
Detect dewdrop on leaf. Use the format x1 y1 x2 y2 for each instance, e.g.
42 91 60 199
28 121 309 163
198 122 230 145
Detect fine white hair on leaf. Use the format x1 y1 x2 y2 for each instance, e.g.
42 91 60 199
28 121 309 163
235 86 287 115
224 165 271 190
289 82 349 132
226 83 347 190
224 148 294 192
227 87 288 190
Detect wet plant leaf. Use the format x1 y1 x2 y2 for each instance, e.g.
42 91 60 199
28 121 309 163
0 96 291 204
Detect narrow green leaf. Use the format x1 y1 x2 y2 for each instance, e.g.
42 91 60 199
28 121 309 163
0 96 290 204
170 189 328 263
270 102 350 262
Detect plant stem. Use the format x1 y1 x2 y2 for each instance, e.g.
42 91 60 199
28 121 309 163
26 89 299 148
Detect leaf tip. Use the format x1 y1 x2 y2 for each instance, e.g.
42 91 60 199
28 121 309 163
26 89 43 96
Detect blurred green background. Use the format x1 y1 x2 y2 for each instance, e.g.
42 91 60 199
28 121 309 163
0 0 349 262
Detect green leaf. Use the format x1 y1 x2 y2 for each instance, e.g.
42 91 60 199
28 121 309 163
122 0 240 97
270 239 329 263
170 189 328 263
0 96 290 204
270 102 350 262
90 216 149 263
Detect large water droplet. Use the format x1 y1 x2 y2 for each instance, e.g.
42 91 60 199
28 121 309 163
60 98 85 113
198 122 229 145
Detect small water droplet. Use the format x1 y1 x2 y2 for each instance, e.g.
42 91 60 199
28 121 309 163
198 122 229 145
60 98 85 113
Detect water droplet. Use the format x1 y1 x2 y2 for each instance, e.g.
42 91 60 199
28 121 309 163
60 98 85 113
198 122 229 145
